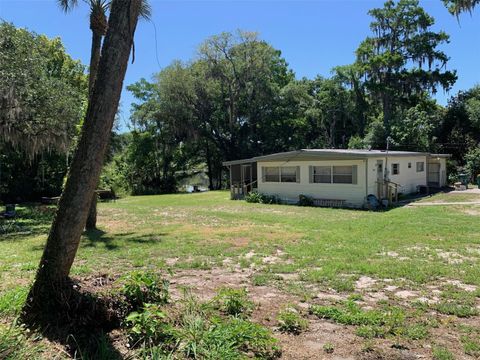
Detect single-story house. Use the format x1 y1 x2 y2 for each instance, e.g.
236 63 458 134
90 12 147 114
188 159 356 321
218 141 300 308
223 149 450 208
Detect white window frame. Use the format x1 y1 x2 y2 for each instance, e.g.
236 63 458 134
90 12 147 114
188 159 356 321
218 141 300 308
391 163 400 175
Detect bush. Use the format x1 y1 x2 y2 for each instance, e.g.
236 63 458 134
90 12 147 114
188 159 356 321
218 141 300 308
245 192 281 204
465 146 480 182
125 303 175 347
214 287 254 317
298 194 314 207
277 307 308 334
121 271 170 309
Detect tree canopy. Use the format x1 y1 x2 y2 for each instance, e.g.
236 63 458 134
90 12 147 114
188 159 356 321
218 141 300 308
0 22 87 157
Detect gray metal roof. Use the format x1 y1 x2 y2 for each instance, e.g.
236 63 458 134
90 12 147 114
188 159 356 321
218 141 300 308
222 149 451 166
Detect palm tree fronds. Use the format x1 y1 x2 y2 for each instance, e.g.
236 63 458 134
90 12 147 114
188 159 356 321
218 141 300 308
57 0 79 12
140 1 152 21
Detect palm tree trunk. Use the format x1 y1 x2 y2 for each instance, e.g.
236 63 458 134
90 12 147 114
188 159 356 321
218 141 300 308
85 23 105 231
23 0 141 321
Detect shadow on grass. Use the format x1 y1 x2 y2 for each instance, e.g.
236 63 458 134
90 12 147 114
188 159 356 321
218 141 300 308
83 229 121 250
21 280 125 359
82 229 166 250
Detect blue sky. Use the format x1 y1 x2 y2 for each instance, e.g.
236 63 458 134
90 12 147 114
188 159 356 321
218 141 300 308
1 0 479 130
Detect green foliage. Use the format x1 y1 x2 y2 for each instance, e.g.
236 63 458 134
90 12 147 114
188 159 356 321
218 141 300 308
0 22 87 156
465 146 480 181
323 342 334 354
432 346 454 360
0 22 86 201
0 286 28 316
297 194 314 207
214 287 254 317
126 303 175 347
310 300 418 339
435 286 479 318
277 306 308 334
0 322 44 359
245 192 281 204
125 290 280 359
121 271 170 309
444 0 480 15
355 0 456 136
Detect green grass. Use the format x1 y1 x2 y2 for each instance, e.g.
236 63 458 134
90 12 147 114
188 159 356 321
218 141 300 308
0 191 479 357
418 192 480 203
432 346 455 360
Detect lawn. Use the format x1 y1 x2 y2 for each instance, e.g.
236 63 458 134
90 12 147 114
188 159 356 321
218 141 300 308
1 190 479 359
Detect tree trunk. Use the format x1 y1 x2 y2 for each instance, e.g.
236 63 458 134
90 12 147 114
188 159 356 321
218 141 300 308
85 192 98 230
85 21 106 231
88 31 103 94
23 0 141 322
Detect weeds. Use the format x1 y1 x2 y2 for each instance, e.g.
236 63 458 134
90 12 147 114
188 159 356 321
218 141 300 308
310 300 428 340
121 271 169 309
125 303 175 347
323 342 334 353
432 346 454 360
0 286 29 316
277 306 308 334
214 287 254 317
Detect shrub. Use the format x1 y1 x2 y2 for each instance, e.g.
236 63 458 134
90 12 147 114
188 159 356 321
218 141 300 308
298 194 314 207
465 146 480 182
121 271 169 309
125 303 175 347
245 192 281 204
245 191 263 203
277 307 308 334
214 287 254 317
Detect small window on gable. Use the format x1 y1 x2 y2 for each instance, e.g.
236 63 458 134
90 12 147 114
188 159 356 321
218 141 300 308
392 163 400 175
416 162 424 172
408 162 412 169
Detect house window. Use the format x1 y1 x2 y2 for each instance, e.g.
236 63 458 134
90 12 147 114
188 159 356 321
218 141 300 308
263 166 298 182
408 162 412 169
264 167 280 182
281 167 298 183
391 163 400 175
313 166 331 183
333 166 353 184
416 162 424 172
310 165 357 184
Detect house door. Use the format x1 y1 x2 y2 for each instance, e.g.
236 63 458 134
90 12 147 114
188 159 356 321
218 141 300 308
241 165 252 193
376 160 384 198
428 163 440 187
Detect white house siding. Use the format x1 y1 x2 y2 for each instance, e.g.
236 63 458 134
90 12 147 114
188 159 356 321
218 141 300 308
257 160 368 207
367 155 428 195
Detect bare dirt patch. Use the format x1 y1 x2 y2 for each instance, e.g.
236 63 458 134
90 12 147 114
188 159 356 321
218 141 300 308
50 268 479 359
